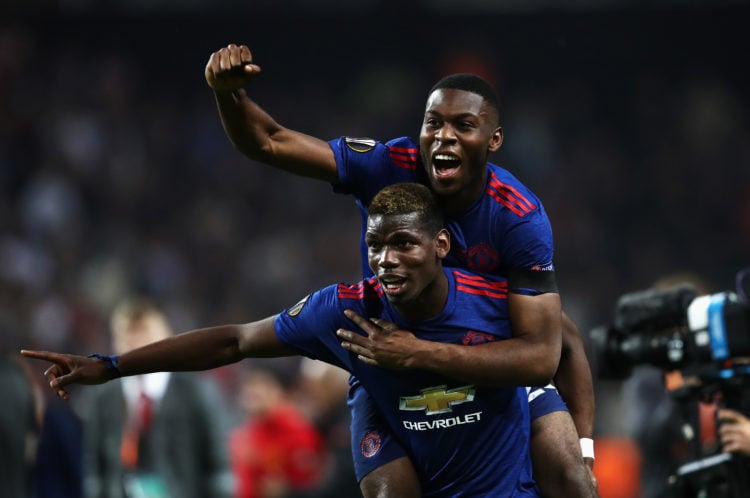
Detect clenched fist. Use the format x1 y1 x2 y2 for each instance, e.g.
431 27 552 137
205 44 262 92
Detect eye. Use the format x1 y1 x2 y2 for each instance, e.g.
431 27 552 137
366 241 382 252
424 118 441 129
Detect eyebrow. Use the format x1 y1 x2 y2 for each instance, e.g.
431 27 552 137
424 110 480 120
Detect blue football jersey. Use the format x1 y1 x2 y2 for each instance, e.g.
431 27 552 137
330 136 555 280
275 269 538 497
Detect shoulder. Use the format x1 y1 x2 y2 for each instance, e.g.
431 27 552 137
331 136 419 165
278 278 383 323
335 277 385 307
329 136 391 154
384 136 419 149
481 163 547 223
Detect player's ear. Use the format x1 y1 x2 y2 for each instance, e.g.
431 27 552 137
435 229 450 259
488 126 503 153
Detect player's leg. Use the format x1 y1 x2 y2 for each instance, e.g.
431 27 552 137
528 385 598 498
348 380 422 498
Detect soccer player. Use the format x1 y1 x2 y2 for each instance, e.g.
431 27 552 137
204 44 597 497
24 182 554 497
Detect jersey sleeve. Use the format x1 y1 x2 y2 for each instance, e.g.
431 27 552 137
500 204 555 271
328 136 422 206
274 286 352 372
500 202 559 295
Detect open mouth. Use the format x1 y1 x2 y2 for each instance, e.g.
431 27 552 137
379 275 408 295
432 153 461 179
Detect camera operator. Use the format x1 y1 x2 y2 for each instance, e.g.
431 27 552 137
595 267 750 498
619 273 716 498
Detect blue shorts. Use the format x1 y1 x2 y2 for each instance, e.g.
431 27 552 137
348 379 568 482
526 383 569 418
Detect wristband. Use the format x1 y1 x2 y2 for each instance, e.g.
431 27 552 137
88 353 122 378
580 438 595 460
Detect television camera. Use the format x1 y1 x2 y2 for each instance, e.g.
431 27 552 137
590 281 750 380
589 267 750 498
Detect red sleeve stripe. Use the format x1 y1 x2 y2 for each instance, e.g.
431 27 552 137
454 277 508 293
389 146 419 170
391 159 417 170
337 280 383 299
489 173 536 210
389 146 419 155
487 174 536 217
453 271 508 298
453 271 508 290
452 271 491 281
456 285 508 299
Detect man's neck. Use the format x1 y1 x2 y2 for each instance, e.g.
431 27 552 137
394 269 449 322
437 172 487 216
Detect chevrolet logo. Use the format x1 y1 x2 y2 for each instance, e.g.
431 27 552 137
399 385 475 415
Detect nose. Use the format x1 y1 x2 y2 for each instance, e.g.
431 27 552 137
377 247 398 269
435 124 456 143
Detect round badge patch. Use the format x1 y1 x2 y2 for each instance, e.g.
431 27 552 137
287 295 309 317
360 431 382 458
345 137 376 153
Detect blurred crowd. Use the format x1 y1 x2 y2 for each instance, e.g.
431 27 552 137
1 5 749 498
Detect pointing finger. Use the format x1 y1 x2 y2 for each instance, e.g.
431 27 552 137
20 349 61 362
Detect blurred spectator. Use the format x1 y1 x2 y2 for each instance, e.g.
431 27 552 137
77 296 234 498
230 365 326 498
295 359 360 498
0 354 41 498
33 392 84 498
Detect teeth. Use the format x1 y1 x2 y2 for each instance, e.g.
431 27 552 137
434 154 459 162
380 276 404 288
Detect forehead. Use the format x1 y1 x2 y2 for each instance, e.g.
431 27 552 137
113 313 161 333
366 212 426 237
425 88 488 117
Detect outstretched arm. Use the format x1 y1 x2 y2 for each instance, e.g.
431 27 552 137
21 316 296 399
337 292 562 387
205 44 338 181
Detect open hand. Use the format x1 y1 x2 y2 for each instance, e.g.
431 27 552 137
19 350 113 400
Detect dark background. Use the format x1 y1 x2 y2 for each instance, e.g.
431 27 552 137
2 2 749 494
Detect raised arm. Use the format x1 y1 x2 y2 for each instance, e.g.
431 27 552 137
21 316 296 399
338 292 562 387
205 44 338 181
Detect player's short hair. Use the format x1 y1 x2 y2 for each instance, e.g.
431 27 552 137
429 73 501 123
368 183 444 234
